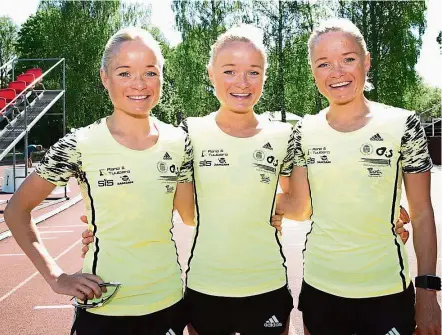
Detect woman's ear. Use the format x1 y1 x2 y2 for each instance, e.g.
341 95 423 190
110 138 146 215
207 66 215 87
100 69 109 90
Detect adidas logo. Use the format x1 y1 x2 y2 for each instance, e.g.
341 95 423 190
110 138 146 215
263 142 273 150
264 315 282 327
385 327 400 335
370 133 383 141
166 329 176 335
163 152 172 160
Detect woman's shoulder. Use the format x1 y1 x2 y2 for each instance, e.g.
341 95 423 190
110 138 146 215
370 101 415 120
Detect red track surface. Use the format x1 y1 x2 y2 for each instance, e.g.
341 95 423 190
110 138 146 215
0 168 440 335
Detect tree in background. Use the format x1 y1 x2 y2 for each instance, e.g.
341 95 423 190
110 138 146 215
170 0 244 119
0 16 18 88
6 0 434 147
15 0 151 146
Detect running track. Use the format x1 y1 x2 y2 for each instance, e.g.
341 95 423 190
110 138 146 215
0 168 441 335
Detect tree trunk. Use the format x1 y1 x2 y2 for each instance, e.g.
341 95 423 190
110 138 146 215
278 0 286 122
369 1 379 101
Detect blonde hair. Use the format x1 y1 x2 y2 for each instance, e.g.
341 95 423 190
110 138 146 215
208 24 267 69
308 18 373 91
101 27 164 73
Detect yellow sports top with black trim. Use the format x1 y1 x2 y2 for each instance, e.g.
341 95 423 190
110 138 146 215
293 102 432 298
181 112 294 297
36 117 193 315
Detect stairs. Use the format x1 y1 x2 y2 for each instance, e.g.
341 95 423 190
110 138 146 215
0 90 64 161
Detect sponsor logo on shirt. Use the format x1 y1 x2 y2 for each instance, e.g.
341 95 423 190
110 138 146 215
98 165 133 187
367 167 383 178
307 147 332 164
215 157 229 167
360 143 373 155
360 157 391 167
165 185 175 193
157 161 168 173
163 152 172 160
263 142 273 150
260 173 270 184
118 174 133 185
370 133 384 141
198 149 229 167
264 315 282 327
376 146 393 158
97 179 114 187
253 150 265 161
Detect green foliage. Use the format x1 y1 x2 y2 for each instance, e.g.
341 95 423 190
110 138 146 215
10 0 434 148
404 77 441 118
16 0 151 137
0 16 19 88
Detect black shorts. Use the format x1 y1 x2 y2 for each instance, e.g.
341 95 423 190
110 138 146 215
71 299 187 335
298 280 416 335
184 285 294 335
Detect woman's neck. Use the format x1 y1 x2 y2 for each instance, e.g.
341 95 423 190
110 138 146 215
326 96 372 132
216 107 258 130
108 110 156 139
327 96 370 121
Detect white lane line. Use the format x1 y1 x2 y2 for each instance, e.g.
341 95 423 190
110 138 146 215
38 225 86 228
0 239 81 303
0 254 26 257
40 237 58 240
0 195 82 241
39 231 74 234
34 305 73 310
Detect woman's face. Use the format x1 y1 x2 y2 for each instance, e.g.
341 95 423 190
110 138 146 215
100 39 162 117
209 41 265 114
310 31 370 105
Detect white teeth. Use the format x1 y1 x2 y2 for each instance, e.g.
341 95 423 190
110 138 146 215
128 95 148 100
330 81 351 88
231 93 251 97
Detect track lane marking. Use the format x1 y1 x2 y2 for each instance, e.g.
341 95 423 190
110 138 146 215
0 239 81 303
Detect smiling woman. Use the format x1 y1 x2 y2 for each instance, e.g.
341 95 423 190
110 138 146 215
4 27 194 335
277 18 440 335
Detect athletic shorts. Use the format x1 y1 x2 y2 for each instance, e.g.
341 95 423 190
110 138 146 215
71 299 187 335
298 280 416 335
184 285 294 335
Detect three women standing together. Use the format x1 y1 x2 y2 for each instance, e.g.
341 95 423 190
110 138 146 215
6 17 440 335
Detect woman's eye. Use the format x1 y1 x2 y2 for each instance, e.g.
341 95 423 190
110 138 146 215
344 57 356 63
223 70 234 75
118 72 130 77
145 71 158 77
250 71 260 76
317 63 329 68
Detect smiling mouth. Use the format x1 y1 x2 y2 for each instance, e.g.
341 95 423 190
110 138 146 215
127 95 150 101
230 93 252 98
329 81 351 88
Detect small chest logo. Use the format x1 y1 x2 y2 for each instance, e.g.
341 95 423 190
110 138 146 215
260 174 270 184
165 185 175 193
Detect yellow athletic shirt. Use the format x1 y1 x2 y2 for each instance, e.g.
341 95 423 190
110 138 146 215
293 102 432 298
36 117 193 315
182 112 294 297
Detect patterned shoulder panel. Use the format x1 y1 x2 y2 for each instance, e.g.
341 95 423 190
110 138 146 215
400 113 433 173
36 131 82 186
280 124 296 177
292 119 307 167
177 122 194 183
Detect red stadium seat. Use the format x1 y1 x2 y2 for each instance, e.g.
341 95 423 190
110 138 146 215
0 88 16 104
0 97 6 114
16 73 35 88
8 81 27 95
25 68 43 80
